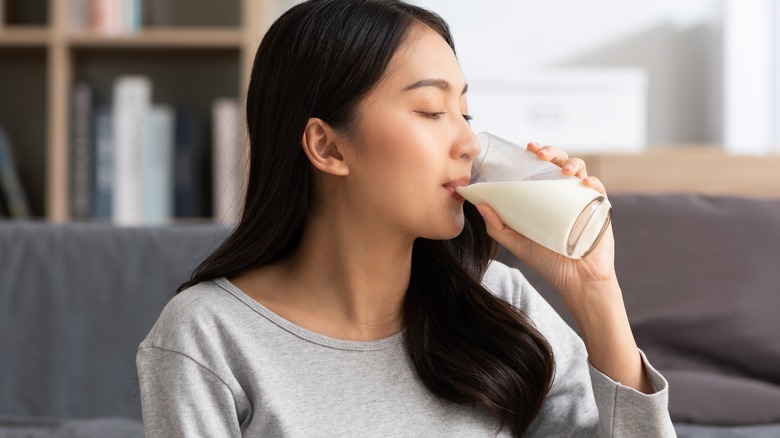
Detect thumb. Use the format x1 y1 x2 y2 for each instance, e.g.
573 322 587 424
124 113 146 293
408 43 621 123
476 204 535 258
475 204 505 234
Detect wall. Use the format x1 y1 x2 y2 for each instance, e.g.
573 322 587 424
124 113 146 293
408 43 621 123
413 0 723 146
272 0 723 145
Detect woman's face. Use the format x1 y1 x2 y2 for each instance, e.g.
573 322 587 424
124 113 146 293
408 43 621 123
340 24 479 241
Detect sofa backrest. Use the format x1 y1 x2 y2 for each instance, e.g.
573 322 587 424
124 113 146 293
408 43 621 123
2 194 779 425
496 193 780 425
0 221 230 420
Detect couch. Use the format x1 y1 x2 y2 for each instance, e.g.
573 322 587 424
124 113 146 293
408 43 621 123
1 194 779 437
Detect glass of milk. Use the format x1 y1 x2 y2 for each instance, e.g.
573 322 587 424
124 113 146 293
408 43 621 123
456 132 612 259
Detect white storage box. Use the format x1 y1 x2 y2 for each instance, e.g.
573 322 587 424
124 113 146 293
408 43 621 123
467 68 647 154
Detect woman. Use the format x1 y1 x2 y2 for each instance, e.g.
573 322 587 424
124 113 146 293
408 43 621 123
137 0 675 436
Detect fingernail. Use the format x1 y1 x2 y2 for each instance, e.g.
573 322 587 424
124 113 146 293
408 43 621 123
476 205 486 217
564 164 574 171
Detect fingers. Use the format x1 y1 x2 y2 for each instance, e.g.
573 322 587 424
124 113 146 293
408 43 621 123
476 204 535 257
584 175 608 196
477 203 523 243
527 142 593 180
528 142 569 167
562 157 587 178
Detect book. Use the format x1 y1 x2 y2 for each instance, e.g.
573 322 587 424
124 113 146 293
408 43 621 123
123 0 143 33
93 106 114 219
211 98 244 224
0 127 32 219
174 111 209 219
70 82 94 220
112 76 151 226
69 0 91 32
143 104 174 224
91 0 122 35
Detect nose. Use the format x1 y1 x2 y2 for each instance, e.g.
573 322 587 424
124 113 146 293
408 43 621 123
457 130 481 162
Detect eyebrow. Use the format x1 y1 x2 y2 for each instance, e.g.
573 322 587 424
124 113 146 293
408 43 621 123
403 78 469 95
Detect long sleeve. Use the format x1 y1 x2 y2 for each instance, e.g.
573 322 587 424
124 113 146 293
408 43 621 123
589 350 674 437
483 261 676 437
136 346 242 438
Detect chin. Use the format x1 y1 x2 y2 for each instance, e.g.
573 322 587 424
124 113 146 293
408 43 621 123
426 218 466 241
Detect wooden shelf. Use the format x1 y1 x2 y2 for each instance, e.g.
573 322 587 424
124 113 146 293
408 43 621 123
67 28 244 49
0 26 50 47
0 0 274 222
582 146 780 198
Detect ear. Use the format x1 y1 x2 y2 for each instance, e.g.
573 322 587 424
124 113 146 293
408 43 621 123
301 118 350 176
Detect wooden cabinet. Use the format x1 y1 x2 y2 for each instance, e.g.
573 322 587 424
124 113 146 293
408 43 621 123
0 0 271 221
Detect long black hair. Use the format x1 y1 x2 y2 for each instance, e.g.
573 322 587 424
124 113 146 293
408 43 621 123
179 1 554 435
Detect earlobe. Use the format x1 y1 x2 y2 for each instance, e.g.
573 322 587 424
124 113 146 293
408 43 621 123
301 118 350 176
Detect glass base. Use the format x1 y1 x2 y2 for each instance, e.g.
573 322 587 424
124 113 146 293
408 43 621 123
567 196 612 258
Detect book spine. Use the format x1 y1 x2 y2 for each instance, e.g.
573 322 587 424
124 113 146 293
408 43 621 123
143 104 174 224
212 98 243 224
112 76 151 226
0 128 32 219
174 111 208 218
93 107 114 219
123 0 143 33
69 0 91 33
91 0 122 35
71 82 94 220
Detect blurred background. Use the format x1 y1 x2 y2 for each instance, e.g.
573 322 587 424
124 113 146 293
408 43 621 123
413 0 775 154
0 0 778 224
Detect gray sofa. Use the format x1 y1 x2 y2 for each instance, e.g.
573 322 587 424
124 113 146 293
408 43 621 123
1 194 779 437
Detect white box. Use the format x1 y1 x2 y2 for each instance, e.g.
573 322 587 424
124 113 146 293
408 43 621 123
467 68 647 154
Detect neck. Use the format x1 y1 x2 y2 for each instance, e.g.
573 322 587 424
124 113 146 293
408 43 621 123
280 208 414 340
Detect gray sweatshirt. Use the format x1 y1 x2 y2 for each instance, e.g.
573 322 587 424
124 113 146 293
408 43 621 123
137 260 675 437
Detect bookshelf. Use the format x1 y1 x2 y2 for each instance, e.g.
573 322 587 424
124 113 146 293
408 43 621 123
3 1 778 222
0 0 272 221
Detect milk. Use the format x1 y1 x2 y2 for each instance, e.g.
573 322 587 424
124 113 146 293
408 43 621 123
457 179 611 258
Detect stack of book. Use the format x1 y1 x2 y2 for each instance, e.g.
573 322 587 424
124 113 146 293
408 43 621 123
71 76 243 226
69 0 144 34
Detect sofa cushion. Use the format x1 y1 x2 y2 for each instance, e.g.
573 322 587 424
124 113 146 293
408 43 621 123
495 194 780 425
0 221 230 420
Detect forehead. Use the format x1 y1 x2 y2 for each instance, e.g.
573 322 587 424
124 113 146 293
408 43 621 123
379 24 464 91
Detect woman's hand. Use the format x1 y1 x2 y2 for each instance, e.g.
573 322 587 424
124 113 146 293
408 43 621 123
476 142 616 299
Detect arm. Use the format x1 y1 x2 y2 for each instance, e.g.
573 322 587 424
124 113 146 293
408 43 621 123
136 346 242 437
477 143 675 436
484 261 674 437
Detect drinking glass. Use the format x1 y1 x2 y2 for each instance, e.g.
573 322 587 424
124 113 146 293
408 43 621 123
457 132 612 259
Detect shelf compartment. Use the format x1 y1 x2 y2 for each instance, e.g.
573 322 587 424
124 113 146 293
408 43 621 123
0 47 48 217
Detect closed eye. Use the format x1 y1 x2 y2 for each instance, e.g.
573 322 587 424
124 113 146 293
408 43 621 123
462 114 473 122
417 111 447 120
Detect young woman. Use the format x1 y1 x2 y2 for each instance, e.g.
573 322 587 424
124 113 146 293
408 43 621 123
137 1 675 436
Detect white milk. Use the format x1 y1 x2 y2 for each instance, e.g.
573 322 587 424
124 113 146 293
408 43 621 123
457 179 611 258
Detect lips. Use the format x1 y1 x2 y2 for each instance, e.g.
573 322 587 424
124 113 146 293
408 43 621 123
443 176 470 202
443 176 471 190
